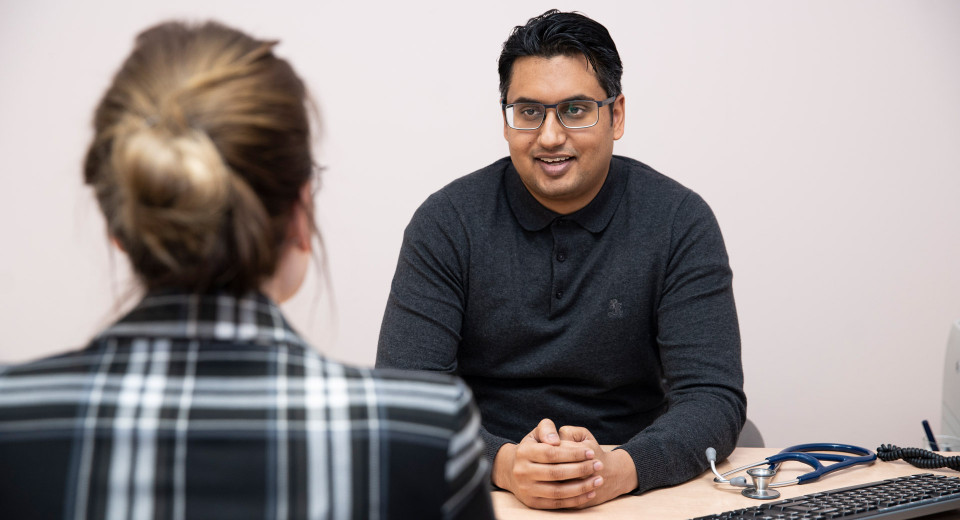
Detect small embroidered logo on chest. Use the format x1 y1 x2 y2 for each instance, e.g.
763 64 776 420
607 298 624 318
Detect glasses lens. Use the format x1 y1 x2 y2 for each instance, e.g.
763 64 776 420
507 103 544 130
557 101 599 128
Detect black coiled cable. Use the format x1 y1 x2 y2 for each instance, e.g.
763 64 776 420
877 444 960 471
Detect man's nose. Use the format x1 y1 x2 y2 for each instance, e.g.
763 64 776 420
537 109 567 148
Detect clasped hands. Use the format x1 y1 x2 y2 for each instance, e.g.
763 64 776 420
492 418 638 509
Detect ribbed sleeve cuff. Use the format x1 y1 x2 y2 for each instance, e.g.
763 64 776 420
480 429 513 488
616 438 671 495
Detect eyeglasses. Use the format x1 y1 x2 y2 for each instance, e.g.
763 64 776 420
501 96 617 130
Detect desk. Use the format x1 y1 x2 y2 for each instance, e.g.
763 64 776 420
491 447 960 519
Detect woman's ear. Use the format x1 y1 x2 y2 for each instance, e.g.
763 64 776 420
262 182 315 304
290 182 314 252
109 235 127 253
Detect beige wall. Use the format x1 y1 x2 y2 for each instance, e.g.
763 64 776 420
2 0 958 451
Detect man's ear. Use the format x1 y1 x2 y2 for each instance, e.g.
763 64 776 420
612 94 625 141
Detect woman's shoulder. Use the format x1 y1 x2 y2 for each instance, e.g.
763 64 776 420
323 361 478 433
334 362 474 413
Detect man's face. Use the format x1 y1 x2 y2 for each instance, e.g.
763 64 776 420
503 54 625 215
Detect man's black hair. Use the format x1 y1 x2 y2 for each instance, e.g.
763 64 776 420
498 9 623 102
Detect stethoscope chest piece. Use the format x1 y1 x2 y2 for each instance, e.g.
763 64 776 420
741 467 780 500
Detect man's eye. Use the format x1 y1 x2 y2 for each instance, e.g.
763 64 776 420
513 105 543 121
563 103 592 118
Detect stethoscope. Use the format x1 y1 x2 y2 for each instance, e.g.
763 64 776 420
706 443 878 500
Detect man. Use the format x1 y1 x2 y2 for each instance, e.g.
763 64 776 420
377 9 745 509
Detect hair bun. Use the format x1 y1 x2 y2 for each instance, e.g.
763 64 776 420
112 117 230 270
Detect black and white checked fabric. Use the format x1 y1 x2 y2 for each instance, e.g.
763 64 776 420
0 291 493 520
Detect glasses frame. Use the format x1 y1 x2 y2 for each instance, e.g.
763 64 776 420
501 95 618 130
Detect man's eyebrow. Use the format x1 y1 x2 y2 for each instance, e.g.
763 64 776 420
508 94 598 104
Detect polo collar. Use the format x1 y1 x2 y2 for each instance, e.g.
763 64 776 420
505 156 627 233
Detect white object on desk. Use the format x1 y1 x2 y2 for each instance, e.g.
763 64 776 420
944 320 960 442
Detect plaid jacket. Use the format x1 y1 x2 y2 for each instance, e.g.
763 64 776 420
0 292 494 520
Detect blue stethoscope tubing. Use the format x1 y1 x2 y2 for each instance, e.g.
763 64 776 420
717 443 877 487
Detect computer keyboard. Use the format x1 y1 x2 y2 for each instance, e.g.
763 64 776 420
690 473 960 519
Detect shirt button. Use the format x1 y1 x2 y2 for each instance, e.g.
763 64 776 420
556 252 566 262
555 290 563 299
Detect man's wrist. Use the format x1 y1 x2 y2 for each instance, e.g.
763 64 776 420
492 442 517 490
610 448 639 495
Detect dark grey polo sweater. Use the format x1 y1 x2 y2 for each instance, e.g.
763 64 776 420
377 155 745 494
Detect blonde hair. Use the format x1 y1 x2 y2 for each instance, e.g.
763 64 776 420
84 21 315 294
